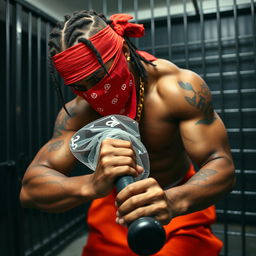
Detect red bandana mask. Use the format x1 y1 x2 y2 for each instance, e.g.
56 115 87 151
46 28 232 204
74 47 137 118
52 14 145 119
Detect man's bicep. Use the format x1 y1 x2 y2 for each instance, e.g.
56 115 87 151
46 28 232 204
28 131 77 176
179 112 231 167
38 100 83 173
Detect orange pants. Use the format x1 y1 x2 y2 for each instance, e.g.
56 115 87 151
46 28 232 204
82 165 223 256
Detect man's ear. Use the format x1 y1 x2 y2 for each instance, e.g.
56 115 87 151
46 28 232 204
122 42 130 60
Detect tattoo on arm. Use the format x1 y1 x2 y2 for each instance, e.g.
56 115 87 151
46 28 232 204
53 106 77 138
47 140 64 152
186 169 218 187
178 81 216 125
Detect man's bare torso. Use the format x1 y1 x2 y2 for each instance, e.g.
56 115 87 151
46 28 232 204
66 59 191 188
21 54 234 219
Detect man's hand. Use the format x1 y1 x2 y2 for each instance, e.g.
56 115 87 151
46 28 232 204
89 138 144 198
115 178 172 226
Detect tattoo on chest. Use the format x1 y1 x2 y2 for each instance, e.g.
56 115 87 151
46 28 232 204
187 169 218 187
178 81 216 125
53 107 77 138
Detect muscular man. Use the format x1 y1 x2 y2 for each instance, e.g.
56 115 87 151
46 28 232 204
20 11 235 256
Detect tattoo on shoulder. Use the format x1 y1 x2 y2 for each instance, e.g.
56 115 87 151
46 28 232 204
47 140 64 152
187 169 218 188
53 106 77 138
178 81 216 125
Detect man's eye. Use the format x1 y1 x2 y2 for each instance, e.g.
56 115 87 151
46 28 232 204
86 72 106 86
92 76 103 85
73 85 87 91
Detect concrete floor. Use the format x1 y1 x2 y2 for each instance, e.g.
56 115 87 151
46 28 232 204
56 232 88 256
57 224 256 256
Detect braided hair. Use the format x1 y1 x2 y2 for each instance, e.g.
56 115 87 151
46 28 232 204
48 10 155 114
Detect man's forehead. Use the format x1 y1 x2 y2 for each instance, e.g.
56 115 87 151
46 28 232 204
53 25 123 85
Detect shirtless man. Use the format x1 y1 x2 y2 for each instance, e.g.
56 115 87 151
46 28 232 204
20 11 235 256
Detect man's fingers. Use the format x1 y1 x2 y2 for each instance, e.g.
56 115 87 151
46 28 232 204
116 203 171 226
102 138 133 148
100 139 137 160
116 178 158 206
113 165 141 178
100 156 136 168
117 187 165 216
115 178 172 225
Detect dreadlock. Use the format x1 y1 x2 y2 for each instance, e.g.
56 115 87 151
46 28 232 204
48 10 156 114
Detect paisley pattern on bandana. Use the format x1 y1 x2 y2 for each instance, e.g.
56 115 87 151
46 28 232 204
72 47 137 119
52 14 155 119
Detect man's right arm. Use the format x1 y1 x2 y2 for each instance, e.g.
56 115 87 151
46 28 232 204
20 98 142 213
20 103 97 213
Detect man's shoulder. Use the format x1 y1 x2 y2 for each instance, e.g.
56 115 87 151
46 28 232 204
149 58 180 77
152 58 202 82
152 59 203 98
149 59 202 86
150 59 212 119
54 96 98 132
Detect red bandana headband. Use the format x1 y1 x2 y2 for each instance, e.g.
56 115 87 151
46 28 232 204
110 13 144 37
52 25 123 85
52 14 145 85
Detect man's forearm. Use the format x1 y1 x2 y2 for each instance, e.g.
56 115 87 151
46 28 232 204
165 156 236 217
20 167 96 212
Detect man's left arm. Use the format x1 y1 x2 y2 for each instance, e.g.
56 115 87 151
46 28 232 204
165 70 236 217
115 69 236 226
